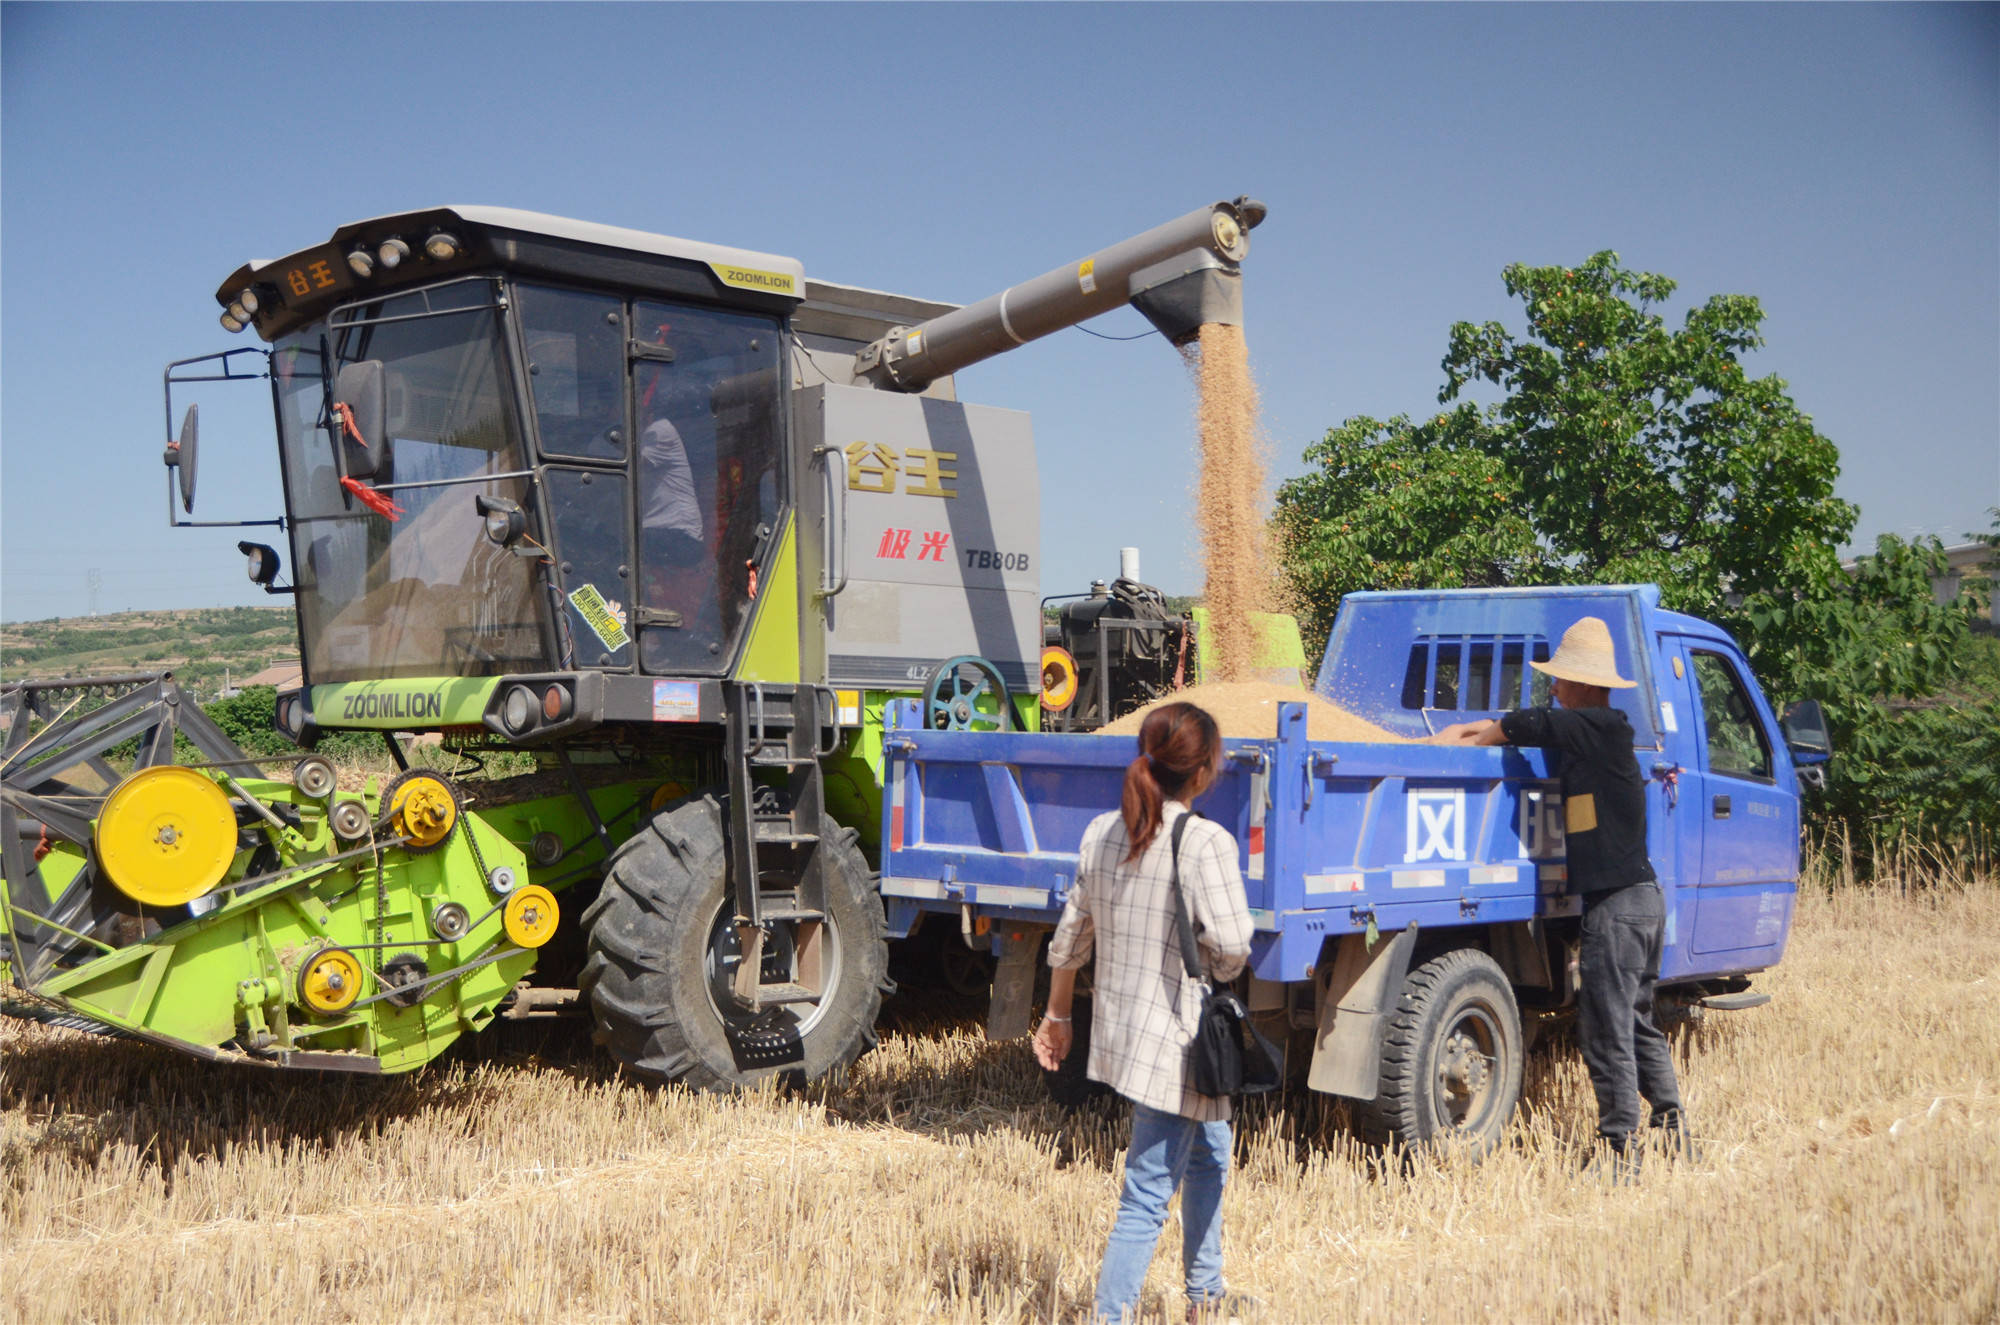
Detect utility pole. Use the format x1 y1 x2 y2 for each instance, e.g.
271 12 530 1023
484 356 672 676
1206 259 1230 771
87 568 102 618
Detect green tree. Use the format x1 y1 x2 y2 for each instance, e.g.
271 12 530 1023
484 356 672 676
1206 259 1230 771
1275 254 1987 859
1275 406 1539 652
1437 252 1860 657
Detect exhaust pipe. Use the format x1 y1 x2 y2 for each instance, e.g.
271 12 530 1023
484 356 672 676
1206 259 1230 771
855 196 1266 391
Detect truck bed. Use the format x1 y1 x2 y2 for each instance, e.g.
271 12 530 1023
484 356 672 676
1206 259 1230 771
880 699 1570 986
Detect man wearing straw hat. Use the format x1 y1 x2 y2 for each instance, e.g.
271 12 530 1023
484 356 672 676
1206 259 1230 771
1438 616 1687 1166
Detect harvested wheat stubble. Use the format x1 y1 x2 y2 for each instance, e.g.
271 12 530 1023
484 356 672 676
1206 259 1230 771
1187 323 1272 685
6 864 1996 1324
1101 680 1407 743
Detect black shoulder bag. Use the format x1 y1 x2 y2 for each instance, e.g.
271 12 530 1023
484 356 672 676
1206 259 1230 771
1167 813 1282 1098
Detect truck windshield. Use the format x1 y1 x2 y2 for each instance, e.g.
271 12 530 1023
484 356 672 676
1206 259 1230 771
274 278 548 684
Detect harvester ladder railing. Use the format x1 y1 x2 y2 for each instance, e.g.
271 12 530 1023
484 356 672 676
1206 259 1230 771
722 683 833 1012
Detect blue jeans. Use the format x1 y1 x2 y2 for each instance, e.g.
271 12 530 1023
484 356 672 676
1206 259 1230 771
1095 1102 1232 1321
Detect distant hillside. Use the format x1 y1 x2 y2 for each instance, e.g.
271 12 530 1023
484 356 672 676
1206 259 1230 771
1 606 298 702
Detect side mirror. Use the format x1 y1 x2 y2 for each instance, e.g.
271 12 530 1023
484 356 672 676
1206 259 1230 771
165 404 199 513
1781 699 1831 761
475 494 527 548
333 360 389 479
239 540 282 588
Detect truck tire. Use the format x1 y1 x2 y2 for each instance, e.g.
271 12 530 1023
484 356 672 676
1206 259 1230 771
579 793 889 1090
1354 948 1523 1157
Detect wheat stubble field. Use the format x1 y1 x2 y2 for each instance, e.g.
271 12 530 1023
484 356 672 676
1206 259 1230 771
4 866 1996 1325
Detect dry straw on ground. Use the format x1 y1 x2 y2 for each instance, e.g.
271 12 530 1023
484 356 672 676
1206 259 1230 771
5 869 1996 1323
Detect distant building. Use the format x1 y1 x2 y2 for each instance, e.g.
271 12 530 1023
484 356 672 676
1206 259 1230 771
1843 542 1997 625
238 660 304 691
1933 543 1997 621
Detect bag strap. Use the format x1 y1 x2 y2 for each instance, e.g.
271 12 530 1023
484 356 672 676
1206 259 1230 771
1166 811 1204 983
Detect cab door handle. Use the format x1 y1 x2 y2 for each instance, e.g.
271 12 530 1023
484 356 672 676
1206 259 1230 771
1712 795 1731 819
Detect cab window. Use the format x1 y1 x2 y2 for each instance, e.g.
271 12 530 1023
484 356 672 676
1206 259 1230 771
518 285 626 462
1400 636 1549 711
1691 651 1771 780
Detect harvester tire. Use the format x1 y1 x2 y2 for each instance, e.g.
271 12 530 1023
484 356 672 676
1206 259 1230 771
579 793 888 1091
1353 948 1522 1158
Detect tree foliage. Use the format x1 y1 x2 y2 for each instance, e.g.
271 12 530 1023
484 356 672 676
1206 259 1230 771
1274 407 1539 651
1275 255 1993 859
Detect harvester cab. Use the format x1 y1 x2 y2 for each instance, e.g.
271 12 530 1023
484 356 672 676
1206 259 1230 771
3 197 1265 1089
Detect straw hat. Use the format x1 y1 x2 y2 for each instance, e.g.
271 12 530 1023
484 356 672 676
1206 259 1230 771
1531 616 1636 689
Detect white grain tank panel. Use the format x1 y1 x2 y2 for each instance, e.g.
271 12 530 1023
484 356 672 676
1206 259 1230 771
799 385 1039 692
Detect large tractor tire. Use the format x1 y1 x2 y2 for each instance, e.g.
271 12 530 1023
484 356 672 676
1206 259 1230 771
1353 948 1523 1157
579 793 889 1090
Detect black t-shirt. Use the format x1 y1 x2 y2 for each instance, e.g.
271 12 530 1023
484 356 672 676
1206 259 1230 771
1499 705 1656 894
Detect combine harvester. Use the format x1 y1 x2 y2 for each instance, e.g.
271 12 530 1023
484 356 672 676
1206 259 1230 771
1 196 1828 1153
1 199 1269 1086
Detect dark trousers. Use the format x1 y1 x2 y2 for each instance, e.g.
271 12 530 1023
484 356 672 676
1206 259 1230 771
1578 881 1682 1141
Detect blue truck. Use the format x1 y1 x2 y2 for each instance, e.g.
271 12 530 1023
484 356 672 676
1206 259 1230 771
877 583 1831 1151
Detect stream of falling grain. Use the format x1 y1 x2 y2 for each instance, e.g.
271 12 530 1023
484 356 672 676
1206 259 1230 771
1188 323 1271 683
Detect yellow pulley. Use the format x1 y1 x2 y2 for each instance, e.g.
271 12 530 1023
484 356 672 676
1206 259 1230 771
650 781 690 812
503 885 560 948
388 771 459 851
297 946 365 1016
1040 645 1080 712
94 765 238 907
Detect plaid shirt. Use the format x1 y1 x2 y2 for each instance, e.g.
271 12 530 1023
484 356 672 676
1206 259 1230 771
1048 802 1254 1121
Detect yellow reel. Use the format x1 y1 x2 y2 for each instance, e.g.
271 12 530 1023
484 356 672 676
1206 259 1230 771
503 885 560 948
388 771 459 850
1040 645 1079 712
95 765 237 907
297 946 365 1016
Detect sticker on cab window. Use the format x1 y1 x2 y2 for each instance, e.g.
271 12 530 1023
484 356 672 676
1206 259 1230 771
567 584 630 652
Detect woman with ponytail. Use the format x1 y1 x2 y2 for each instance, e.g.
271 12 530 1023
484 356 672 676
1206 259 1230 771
1034 702 1256 1322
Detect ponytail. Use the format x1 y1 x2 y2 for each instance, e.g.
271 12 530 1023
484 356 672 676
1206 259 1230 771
1121 702 1223 860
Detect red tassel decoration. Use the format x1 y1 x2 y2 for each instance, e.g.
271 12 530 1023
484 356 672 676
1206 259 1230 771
341 475 405 521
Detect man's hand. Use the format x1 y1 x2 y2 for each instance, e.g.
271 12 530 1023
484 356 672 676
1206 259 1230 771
1032 1017 1073 1070
1431 719 1507 747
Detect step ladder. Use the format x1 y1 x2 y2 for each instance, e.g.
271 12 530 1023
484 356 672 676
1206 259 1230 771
722 683 844 1013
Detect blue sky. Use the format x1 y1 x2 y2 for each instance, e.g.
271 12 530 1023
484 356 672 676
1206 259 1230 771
3 2 1994 623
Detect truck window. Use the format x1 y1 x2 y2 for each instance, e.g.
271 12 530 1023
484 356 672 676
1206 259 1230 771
1400 636 1549 712
1691 651 1771 780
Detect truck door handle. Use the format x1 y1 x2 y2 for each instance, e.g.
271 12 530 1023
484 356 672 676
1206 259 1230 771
1712 795 1731 819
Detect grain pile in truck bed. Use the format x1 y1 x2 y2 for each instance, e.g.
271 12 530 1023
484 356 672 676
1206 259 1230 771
1100 680 1408 743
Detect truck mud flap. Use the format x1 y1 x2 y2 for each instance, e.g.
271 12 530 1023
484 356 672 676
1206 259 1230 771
1307 923 1419 1101
986 925 1045 1041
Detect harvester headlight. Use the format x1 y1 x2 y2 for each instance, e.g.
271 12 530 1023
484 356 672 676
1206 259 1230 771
275 693 303 740
220 311 245 333
237 287 260 315
227 300 249 324
424 231 461 261
502 685 537 735
542 684 573 722
238 540 280 587
474 494 527 548
347 248 376 278
377 237 410 270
